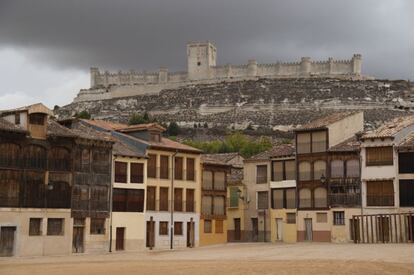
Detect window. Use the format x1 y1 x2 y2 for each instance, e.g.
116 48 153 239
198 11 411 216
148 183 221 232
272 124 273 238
115 161 127 183
346 159 360 178
146 186 156 211
272 189 284 209
204 220 212 233
159 221 168 235
22 145 47 170
174 188 183 212
398 152 414 174
366 181 394 206
215 220 223 233
316 213 327 223
272 160 296 181
256 165 268 184
159 187 169 211
130 163 144 183
14 113 20 125
92 150 110 174
333 211 345 225
0 170 20 207
29 113 45 125
49 147 71 172
331 160 344 178
186 158 195 181
366 147 393 166
229 187 239 208
298 162 311 181
312 131 327 153
202 196 212 215
126 189 145 212
90 218 106 234
147 154 157 178
202 171 213 190
213 196 225 215
47 218 64 236
174 157 183 180
299 188 311 208
197 61 201 66
29 218 42 236
90 186 109 212
186 189 195 212
313 160 327 180
297 133 311 154
150 133 161 142
160 155 169 179
400 180 414 207
214 171 225 190
0 143 20 168
174 222 183 235
257 191 268 209
314 187 327 208
286 213 296 224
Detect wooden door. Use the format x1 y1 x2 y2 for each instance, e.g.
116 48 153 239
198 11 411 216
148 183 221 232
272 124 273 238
234 218 241 241
72 227 84 253
0 227 16 257
252 218 258 242
276 218 283 241
305 218 313 241
146 221 155 248
116 227 125 251
186 221 195 247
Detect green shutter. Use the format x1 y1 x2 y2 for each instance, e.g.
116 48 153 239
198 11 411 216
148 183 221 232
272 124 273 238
230 187 239 208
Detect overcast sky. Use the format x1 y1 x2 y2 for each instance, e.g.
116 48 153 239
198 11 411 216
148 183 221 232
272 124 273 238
0 0 413 109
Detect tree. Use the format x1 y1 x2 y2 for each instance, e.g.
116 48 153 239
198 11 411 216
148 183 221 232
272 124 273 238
167 122 180 136
75 110 91 119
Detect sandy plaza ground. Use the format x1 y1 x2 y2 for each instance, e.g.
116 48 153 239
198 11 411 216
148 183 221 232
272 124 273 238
1 243 414 275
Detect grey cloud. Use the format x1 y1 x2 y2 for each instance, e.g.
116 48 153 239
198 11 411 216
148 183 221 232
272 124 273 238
0 0 413 79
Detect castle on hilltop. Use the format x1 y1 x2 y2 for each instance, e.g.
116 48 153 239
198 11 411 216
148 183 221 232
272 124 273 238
74 41 369 102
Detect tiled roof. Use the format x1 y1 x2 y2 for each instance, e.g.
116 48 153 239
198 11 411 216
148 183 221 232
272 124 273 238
112 137 146 158
47 120 77 138
361 115 414 139
328 136 360 152
0 117 27 134
0 103 53 116
397 132 414 149
118 123 166 133
247 144 295 161
201 154 231 166
70 122 114 143
201 153 243 167
149 137 202 154
80 119 127 131
295 111 361 131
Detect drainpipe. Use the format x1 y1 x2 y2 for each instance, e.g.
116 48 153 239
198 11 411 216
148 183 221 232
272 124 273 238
109 155 115 252
170 150 178 250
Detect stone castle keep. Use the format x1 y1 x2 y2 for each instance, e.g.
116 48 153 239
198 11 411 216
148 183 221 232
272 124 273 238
74 41 366 102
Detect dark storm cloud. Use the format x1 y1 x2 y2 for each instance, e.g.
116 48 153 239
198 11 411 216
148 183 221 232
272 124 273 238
0 0 413 79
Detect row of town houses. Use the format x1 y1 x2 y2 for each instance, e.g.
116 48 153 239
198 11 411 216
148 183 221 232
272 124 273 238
1 104 414 256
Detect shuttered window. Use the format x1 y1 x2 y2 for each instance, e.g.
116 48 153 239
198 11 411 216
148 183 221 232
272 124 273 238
314 187 328 208
147 154 157 178
257 191 268 209
346 159 360 178
272 189 284 209
312 131 327 153
202 196 212 215
299 188 311 208
160 155 169 179
313 160 327 180
202 171 213 190
159 187 169 211
256 165 267 184
115 161 127 183
186 158 195 181
159 221 168 235
297 133 311 154
331 160 344 178
29 218 42 236
47 218 64 236
366 147 393 166
130 163 144 183
214 171 225 190
213 196 225 215
174 222 183 235
366 181 394 206
273 161 284 181
229 187 239 208
299 162 311 181
146 186 156 211
215 220 224 233
174 157 183 180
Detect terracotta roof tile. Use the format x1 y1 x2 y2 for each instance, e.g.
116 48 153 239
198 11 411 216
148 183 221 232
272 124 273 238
0 117 27 134
247 144 295 161
362 115 414 139
201 153 243 167
47 120 77 138
328 136 360 152
80 119 127 131
118 123 166 133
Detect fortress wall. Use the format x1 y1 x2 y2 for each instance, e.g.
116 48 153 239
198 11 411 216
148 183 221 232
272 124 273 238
332 61 353 75
310 62 330 75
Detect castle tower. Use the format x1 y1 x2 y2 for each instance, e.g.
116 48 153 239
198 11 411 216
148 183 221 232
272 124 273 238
187 41 217 81
352 54 362 75
90 67 99 88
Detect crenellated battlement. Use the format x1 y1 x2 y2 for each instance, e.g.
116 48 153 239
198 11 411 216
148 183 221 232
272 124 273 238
76 42 370 102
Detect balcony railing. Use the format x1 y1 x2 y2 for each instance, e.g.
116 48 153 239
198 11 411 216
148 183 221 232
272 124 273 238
367 195 394 207
329 194 361 206
329 178 360 186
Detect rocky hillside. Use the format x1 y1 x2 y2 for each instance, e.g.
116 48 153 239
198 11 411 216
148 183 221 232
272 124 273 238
56 77 414 138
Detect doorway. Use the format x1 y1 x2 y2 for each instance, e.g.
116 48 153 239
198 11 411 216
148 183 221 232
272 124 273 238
234 218 241 241
251 218 258 242
146 220 155 248
116 227 125 251
304 218 313 241
0 226 16 257
276 218 283 241
186 221 195 247
72 218 85 253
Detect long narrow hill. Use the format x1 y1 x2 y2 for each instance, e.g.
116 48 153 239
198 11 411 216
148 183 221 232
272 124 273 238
56 77 414 135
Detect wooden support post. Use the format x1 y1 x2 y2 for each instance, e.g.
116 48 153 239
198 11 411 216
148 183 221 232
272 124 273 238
361 215 365 244
370 215 374 243
398 214 403 243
